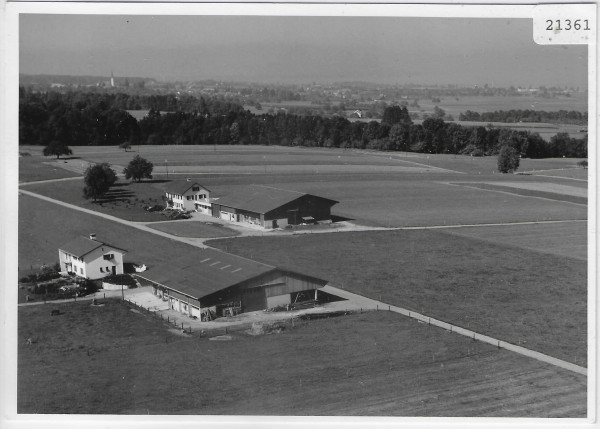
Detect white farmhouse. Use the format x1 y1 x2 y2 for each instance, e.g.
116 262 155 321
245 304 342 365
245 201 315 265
58 234 126 280
164 180 211 213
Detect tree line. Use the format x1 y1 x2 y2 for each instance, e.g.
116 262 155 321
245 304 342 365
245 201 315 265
459 109 587 125
20 88 587 158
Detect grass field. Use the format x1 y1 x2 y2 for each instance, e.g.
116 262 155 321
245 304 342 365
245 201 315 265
18 193 587 366
442 222 587 262
258 178 586 227
19 155 82 183
207 230 587 365
23 160 587 228
17 194 208 277
450 182 587 205
17 301 586 416
527 168 589 181
147 220 239 238
23 179 173 222
416 94 588 118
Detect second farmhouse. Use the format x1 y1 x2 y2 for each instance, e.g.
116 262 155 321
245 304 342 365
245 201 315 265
163 182 338 229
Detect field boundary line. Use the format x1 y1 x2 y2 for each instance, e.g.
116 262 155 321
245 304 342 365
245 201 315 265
323 285 587 376
517 173 588 182
19 176 83 186
444 182 587 207
361 150 467 174
390 219 587 231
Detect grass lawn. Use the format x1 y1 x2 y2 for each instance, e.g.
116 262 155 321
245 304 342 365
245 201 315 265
147 220 239 238
19 155 82 183
528 169 589 181
450 182 587 205
17 302 586 416
207 230 587 365
23 179 171 222
442 221 587 261
18 194 208 278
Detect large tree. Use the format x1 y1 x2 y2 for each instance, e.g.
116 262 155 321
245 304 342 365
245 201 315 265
83 163 117 201
123 155 154 182
497 145 520 173
381 105 412 126
43 140 72 159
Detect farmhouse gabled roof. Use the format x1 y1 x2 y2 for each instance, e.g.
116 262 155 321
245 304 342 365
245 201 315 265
214 185 337 214
163 180 210 195
59 236 127 259
135 248 276 298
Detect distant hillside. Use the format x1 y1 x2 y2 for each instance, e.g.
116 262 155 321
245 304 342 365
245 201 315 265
19 74 154 87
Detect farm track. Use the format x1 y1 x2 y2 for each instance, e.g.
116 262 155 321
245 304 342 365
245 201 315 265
323 286 587 376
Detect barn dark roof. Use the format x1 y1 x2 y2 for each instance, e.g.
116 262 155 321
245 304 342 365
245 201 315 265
135 248 276 298
163 180 210 195
59 236 127 258
213 185 337 214
135 247 329 299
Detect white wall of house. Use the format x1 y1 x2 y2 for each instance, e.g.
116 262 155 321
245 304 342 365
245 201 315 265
58 246 124 280
166 184 210 211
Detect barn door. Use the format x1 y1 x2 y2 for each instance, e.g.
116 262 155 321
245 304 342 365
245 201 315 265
242 288 266 312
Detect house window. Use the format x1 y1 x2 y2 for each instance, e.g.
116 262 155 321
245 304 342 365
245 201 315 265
103 254 114 260
80 268 83 274
100 267 104 273
192 186 200 192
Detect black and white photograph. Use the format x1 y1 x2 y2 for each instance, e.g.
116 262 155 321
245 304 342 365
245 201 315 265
1 2 596 426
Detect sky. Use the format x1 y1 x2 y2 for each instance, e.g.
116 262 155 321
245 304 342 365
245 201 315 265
19 14 588 88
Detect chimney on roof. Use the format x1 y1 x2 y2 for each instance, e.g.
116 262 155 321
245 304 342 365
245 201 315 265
89 233 96 240
186 178 191 182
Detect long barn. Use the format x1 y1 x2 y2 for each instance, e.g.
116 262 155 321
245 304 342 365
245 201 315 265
134 248 328 320
211 185 338 229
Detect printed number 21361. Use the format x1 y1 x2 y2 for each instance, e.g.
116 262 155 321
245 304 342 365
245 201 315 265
546 19 590 31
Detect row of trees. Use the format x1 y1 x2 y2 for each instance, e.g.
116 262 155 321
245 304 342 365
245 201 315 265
22 89 587 159
459 109 587 125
